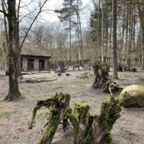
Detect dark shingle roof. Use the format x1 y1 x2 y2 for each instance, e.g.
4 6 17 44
21 43 50 57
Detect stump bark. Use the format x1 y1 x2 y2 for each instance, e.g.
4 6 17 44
93 63 122 95
93 63 109 89
29 92 70 144
103 76 123 95
29 93 121 144
67 97 121 144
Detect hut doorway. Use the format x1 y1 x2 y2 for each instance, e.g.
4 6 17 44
28 59 34 71
39 60 45 71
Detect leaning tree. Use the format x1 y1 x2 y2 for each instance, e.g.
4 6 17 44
0 0 48 101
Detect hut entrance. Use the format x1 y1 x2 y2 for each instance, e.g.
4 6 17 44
27 59 34 71
39 60 45 71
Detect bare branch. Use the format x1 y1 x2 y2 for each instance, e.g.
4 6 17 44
19 0 48 54
1 0 8 44
0 9 8 16
17 0 21 19
19 5 39 22
0 0 8 16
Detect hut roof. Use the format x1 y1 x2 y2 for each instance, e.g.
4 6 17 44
21 43 50 58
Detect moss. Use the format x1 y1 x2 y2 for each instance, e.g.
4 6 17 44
39 109 61 144
36 92 71 144
100 131 112 144
18 75 23 81
120 85 144 107
78 75 89 79
67 111 79 140
11 91 21 101
68 97 121 144
68 104 91 143
98 96 121 143
75 104 90 112
0 109 14 116
25 77 57 83
36 109 49 118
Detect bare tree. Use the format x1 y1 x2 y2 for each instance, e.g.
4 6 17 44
0 0 48 101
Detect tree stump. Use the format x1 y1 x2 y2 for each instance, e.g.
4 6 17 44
29 93 121 144
29 92 70 144
93 63 122 95
67 97 121 144
93 63 109 89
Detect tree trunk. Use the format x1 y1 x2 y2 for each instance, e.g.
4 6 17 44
112 0 118 79
138 0 144 69
101 4 104 62
5 0 21 101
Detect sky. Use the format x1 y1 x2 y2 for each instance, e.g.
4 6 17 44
41 0 94 27
18 0 94 30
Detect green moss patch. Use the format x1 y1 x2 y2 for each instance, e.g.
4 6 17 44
36 109 49 118
119 85 144 108
0 109 14 116
77 73 89 79
25 77 57 83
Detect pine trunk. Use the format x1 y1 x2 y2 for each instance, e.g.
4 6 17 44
138 0 144 69
112 0 118 79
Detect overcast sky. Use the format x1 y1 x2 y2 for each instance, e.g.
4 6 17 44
42 0 94 27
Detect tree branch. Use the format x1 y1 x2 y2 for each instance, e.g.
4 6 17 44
19 0 48 54
1 0 9 46
0 9 8 16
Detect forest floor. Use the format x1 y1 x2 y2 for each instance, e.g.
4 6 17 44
0 68 144 144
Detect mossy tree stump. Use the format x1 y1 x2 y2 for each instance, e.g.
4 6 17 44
93 63 122 95
29 93 121 144
67 97 121 144
29 92 70 144
93 63 109 89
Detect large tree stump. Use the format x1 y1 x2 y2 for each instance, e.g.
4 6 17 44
67 97 121 144
93 63 122 95
93 63 109 89
29 92 70 144
29 93 121 144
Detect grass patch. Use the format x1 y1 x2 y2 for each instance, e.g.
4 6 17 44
0 109 14 116
25 77 57 83
77 73 89 79
71 98 95 108
36 109 49 118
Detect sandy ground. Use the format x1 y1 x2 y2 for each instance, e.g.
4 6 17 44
0 69 144 144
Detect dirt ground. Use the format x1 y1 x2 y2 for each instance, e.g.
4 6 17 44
0 69 144 144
